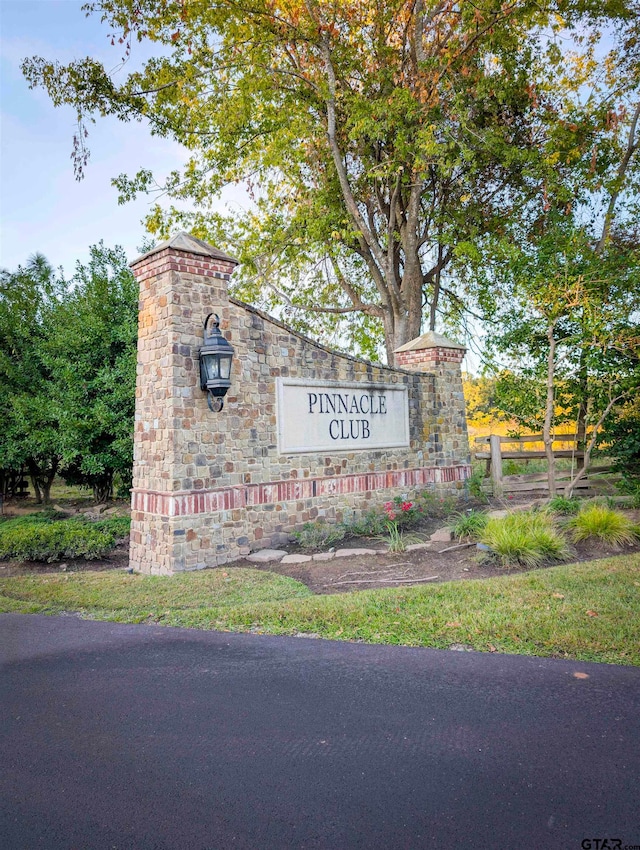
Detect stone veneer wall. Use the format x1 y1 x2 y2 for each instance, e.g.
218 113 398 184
129 236 470 574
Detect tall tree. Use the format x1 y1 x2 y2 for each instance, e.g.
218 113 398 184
454 3 640 494
0 246 138 504
0 255 65 503
45 244 138 503
22 0 634 362
476 222 639 495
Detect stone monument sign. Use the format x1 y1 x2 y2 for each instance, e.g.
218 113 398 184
128 233 470 575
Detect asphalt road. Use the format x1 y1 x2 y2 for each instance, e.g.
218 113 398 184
1 613 639 850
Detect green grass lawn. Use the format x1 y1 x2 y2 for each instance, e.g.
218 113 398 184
1 553 639 665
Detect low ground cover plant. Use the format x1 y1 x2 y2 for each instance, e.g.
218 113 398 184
479 511 572 568
567 504 640 546
0 511 128 562
292 521 346 550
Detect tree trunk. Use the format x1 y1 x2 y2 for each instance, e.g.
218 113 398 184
543 322 557 497
40 476 54 505
575 336 589 470
28 461 43 504
28 458 58 505
385 268 423 366
92 474 113 504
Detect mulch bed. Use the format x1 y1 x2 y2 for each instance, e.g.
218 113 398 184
233 535 640 595
2 500 639 594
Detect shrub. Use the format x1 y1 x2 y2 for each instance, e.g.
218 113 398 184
452 510 489 541
344 510 387 537
480 512 572 568
0 518 116 562
383 498 421 528
466 466 488 502
93 515 131 538
414 490 457 519
567 504 640 546
292 521 346 550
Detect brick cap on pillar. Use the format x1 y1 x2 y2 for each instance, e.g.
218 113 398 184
130 231 239 268
394 330 466 354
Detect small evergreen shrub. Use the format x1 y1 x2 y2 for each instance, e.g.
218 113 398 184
480 512 572 568
292 521 346 550
567 504 640 546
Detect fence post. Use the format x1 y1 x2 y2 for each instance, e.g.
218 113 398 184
489 434 503 497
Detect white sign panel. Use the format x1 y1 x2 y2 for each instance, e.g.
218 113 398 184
276 378 410 454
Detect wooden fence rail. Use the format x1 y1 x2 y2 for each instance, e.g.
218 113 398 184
473 433 620 497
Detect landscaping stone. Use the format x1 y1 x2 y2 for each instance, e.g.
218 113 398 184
486 509 509 519
281 554 313 564
246 549 287 563
334 548 378 558
312 552 336 561
430 527 453 543
405 542 432 552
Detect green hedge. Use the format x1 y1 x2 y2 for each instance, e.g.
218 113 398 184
0 516 118 562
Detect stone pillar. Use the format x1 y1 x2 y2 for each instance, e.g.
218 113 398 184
129 232 238 574
394 331 470 468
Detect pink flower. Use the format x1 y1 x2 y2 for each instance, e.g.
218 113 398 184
386 511 396 521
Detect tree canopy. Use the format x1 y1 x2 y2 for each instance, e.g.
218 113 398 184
0 245 137 503
22 0 638 362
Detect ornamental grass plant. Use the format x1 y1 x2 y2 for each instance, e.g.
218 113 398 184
567 503 640 546
451 510 489 541
480 511 572 568
292 521 346 550
546 496 582 515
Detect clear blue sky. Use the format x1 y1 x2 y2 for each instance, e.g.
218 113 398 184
0 0 243 276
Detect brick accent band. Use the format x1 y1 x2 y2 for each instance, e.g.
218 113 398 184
132 464 472 518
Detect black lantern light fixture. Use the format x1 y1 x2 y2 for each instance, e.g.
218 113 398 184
199 313 234 412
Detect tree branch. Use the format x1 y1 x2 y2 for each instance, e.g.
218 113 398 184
596 100 640 254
